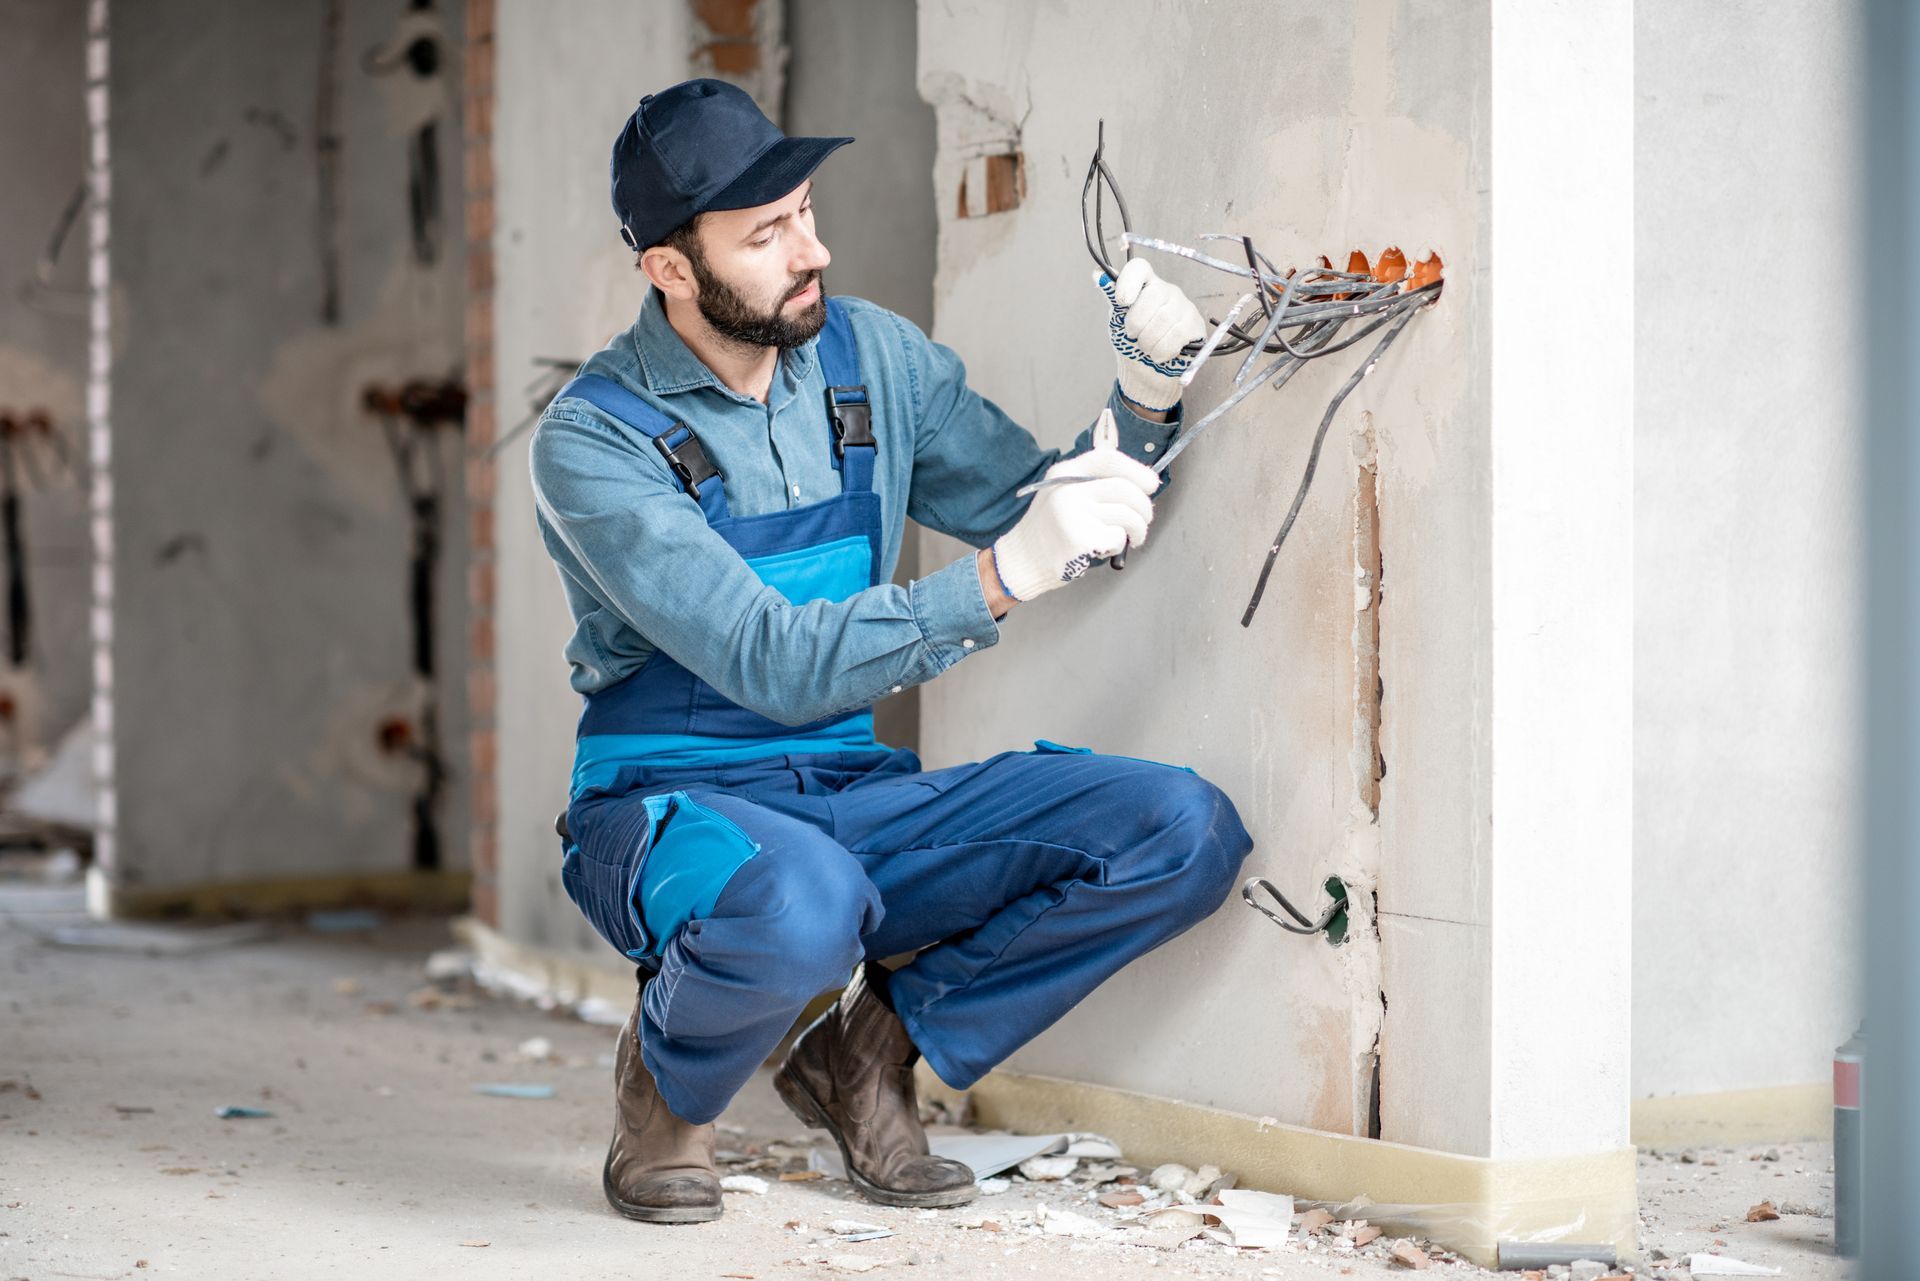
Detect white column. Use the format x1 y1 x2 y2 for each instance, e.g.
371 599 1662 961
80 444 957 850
1487 0 1635 1158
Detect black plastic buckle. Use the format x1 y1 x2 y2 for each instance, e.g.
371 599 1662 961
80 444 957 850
826 386 875 458
652 424 720 499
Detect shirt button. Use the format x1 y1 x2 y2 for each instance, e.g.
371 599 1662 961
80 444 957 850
791 484 801 497
1143 441 1156 452
961 638 975 649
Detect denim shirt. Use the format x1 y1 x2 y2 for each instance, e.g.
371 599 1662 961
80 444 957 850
527 289 1181 728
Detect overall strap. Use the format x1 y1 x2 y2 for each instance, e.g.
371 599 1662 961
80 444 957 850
817 298 876 494
554 374 731 522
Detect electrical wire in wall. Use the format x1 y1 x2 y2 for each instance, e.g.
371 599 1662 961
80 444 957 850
1027 121 1444 631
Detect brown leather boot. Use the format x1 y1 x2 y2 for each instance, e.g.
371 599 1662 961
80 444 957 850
774 962 976 1208
602 973 723 1224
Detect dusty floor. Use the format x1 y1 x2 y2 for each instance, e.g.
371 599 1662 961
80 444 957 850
0 906 1852 1280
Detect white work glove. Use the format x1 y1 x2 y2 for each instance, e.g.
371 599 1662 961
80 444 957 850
1097 257 1209 412
991 410 1160 602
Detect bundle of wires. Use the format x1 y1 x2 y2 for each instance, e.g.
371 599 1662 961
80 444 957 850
1076 122 1443 627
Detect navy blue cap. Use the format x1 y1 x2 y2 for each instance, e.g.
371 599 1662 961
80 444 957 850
611 79 853 251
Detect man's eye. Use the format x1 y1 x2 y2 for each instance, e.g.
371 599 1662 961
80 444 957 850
751 234 775 248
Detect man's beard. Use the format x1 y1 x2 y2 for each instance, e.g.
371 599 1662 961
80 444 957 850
691 260 827 351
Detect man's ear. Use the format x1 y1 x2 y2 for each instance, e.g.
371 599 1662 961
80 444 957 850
640 246 697 302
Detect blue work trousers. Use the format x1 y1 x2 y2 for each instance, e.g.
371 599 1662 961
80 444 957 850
563 743 1255 1125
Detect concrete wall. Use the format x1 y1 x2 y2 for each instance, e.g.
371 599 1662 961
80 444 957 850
490 0 939 958
0 0 91 767
1632 0 1865 1100
102 0 468 894
787 0 937 750
492 0 681 959
915 0 1501 1155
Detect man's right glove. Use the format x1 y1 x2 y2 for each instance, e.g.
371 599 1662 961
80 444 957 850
990 412 1161 602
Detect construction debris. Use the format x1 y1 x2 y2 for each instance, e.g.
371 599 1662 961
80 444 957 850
1744 1199 1780 1222
719 1175 770 1195
1389 1241 1433 1269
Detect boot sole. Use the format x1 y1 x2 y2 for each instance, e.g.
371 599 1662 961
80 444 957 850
773 1065 977 1209
602 1148 724 1224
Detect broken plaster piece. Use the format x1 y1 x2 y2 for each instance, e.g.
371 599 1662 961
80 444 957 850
1017 1155 1080 1182
1037 1204 1114 1239
1148 1162 1193 1192
719 1174 769 1195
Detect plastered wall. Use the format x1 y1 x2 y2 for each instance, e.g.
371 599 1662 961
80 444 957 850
1632 0 1865 1100
914 0 1493 1154
102 0 468 892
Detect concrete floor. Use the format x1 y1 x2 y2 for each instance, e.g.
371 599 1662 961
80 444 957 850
0 908 1853 1280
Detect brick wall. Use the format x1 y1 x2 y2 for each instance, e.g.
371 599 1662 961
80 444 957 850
463 0 498 926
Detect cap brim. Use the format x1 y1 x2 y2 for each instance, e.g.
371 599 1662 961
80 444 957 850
706 135 853 214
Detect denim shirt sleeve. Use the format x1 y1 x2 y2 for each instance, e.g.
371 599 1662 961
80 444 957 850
884 311 1183 548
529 407 1000 727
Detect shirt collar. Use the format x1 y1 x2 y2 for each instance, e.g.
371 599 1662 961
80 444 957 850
630 287 820 399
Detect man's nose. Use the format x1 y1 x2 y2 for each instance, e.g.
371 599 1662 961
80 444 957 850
791 221 831 274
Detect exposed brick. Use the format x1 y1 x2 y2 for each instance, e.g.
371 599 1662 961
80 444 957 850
466 344 494 396
695 0 758 38
470 501 494 553
465 192 493 247
462 401 495 451
470 825 497 873
463 142 494 198
465 0 494 42
466 294 493 349
472 772 498 828
469 560 496 612
463 40 494 96
464 0 500 920
469 665 496 720
463 91 493 141
470 723 497 776
703 40 760 75
466 454 497 503
468 877 499 928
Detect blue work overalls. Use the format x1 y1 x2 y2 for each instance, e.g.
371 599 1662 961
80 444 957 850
554 299 1255 1125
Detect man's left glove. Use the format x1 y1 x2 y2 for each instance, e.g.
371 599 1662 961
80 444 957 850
1097 258 1209 413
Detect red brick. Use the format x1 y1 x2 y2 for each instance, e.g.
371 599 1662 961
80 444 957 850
468 878 499 928
469 561 496 612
465 395 496 443
472 772 498 827
703 40 760 75
463 41 494 96
470 499 495 553
467 244 494 296
695 0 758 38
468 665 496 720
470 723 497 775
466 453 496 502
465 345 494 397
464 138 494 194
